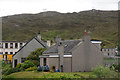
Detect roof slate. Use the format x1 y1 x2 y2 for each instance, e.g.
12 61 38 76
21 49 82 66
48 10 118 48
43 40 82 54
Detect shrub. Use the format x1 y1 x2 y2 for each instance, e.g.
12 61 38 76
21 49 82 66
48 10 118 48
20 60 35 70
4 67 21 75
110 64 120 72
31 60 40 67
2 62 12 75
27 48 46 66
16 63 22 68
25 67 37 71
92 66 118 78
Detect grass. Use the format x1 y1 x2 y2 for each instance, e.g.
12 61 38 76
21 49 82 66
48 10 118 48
3 71 93 78
104 57 118 62
104 59 118 62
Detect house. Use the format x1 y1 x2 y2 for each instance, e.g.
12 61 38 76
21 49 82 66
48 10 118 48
39 32 103 72
0 41 26 63
102 48 118 57
12 32 49 68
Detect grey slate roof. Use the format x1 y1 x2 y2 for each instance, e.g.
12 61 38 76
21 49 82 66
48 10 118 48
43 40 82 54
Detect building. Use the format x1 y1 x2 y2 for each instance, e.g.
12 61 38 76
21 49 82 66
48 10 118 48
0 41 26 63
12 33 49 68
39 32 103 72
102 48 118 57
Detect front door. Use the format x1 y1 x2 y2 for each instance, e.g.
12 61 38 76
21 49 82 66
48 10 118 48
14 59 17 67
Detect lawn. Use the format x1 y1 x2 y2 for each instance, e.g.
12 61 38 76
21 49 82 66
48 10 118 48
3 71 93 78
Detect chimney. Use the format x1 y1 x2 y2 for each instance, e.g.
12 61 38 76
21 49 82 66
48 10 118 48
47 40 51 47
83 30 91 42
54 37 61 44
58 42 64 72
37 31 41 41
83 30 91 71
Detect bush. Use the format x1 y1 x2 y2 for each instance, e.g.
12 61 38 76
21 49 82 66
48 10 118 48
2 62 12 75
31 60 40 67
20 60 35 70
4 67 21 75
27 48 46 66
16 63 22 68
25 66 37 71
110 64 120 72
92 66 118 78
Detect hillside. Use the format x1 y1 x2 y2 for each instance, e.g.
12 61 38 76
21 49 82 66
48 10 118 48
2 10 118 48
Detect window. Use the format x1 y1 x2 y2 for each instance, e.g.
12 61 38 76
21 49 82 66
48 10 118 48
5 52 8 54
20 43 23 48
10 43 13 48
15 43 18 48
0 43 3 48
21 58 27 63
10 52 13 54
21 58 24 63
5 43 8 48
43 58 47 66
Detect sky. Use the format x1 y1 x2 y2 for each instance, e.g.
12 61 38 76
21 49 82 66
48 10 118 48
0 0 119 17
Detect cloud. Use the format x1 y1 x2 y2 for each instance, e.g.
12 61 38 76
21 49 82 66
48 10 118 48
0 0 119 17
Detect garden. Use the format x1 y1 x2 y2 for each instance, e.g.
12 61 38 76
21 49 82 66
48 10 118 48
1 59 120 79
1 48 120 79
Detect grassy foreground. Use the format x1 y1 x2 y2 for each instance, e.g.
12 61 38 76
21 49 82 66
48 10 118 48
3 71 93 78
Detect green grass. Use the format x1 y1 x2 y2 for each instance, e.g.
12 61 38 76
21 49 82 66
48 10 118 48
104 58 118 62
3 71 93 78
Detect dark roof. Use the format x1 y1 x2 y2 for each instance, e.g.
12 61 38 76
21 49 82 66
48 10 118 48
13 37 48 56
43 40 82 54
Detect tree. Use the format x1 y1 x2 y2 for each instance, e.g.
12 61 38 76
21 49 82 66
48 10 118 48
27 48 46 66
91 66 118 78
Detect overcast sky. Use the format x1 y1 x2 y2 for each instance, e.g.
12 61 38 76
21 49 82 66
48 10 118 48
0 0 119 17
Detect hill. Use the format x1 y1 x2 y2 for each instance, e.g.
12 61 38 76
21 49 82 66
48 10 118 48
2 10 118 48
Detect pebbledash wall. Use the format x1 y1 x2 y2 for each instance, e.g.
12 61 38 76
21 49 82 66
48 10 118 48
40 34 103 72
0 41 26 63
